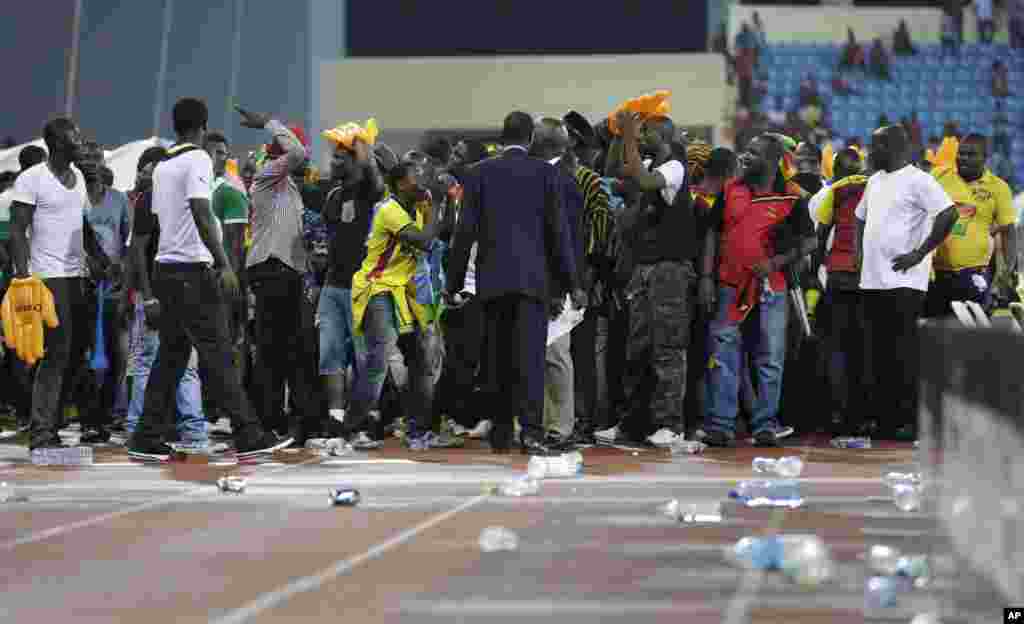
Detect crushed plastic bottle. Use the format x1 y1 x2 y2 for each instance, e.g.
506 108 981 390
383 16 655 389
726 535 833 585
882 472 922 488
729 479 804 508
831 436 872 449
892 483 922 512
670 440 707 455
329 488 361 506
217 476 247 493
497 475 540 497
868 544 902 576
0 482 13 503
478 526 519 552
910 612 941 624
527 453 583 479
659 499 723 523
752 456 804 477
864 575 912 609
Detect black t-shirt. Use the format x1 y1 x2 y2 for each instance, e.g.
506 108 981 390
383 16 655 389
322 180 383 289
130 190 160 282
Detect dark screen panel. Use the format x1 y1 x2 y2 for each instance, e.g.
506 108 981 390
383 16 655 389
348 1 708 56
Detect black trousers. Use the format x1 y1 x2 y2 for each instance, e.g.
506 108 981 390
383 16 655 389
29 278 92 447
824 287 868 427
133 263 263 447
570 309 599 433
437 298 485 429
248 259 316 436
862 288 924 431
482 294 547 442
81 290 125 430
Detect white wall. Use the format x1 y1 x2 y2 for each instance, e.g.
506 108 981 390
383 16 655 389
316 54 727 167
730 4 944 45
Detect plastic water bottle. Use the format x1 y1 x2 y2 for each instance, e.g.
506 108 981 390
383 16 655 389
882 472 921 488
727 535 833 585
478 526 519 552
868 544 902 576
865 575 912 609
527 453 582 479
831 436 872 449
0 482 12 503
752 456 804 477
659 499 723 523
670 440 707 455
729 479 804 508
892 483 922 512
497 475 540 497
727 535 784 570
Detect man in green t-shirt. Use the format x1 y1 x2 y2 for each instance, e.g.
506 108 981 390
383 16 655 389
205 132 250 397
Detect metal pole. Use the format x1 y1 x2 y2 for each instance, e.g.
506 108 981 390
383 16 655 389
153 0 174 138
65 0 84 116
226 0 245 143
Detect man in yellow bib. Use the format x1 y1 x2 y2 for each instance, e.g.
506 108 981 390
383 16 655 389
927 134 1017 317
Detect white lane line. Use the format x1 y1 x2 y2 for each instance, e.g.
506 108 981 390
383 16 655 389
0 456 321 552
208 493 489 624
393 600 722 616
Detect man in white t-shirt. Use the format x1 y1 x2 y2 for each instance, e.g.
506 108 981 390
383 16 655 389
126 97 291 461
855 125 958 441
8 118 96 451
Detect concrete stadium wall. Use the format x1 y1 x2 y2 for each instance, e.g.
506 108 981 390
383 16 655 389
730 4 944 45
315 54 727 168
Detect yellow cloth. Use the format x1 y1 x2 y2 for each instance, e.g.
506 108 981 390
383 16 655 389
608 90 672 136
322 118 379 150
1 276 59 366
928 136 959 169
821 143 835 180
816 174 869 225
932 166 1015 271
350 197 429 335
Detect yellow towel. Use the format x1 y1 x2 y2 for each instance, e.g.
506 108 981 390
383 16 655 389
1 276 60 366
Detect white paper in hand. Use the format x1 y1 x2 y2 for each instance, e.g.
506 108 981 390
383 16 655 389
547 295 585 346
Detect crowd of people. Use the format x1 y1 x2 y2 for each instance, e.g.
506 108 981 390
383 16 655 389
0 89 1018 460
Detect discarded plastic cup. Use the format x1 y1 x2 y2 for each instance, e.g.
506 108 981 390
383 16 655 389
329 488 361 506
497 475 540 497
752 456 804 477
217 476 247 494
670 440 707 455
478 526 519 552
892 483 922 512
659 499 723 523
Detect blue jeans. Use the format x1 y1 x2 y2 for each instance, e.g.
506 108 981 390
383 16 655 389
349 293 442 437
125 301 207 444
317 285 365 375
705 285 788 437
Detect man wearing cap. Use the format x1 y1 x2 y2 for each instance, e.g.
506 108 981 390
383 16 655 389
237 106 317 442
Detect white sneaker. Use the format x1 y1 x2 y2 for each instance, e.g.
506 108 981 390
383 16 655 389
468 419 492 439
595 423 622 445
351 431 382 450
209 418 233 436
449 420 469 436
647 428 680 448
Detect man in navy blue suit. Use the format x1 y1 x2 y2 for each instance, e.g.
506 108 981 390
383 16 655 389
446 111 585 455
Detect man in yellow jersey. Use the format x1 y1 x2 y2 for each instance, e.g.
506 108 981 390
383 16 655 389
927 134 1018 318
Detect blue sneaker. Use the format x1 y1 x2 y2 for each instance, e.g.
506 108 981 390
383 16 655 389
405 432 430 451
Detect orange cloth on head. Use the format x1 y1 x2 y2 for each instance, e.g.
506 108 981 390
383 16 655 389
608 90 672 135
1 276 59 366
928 136 959 170
322 119 379 150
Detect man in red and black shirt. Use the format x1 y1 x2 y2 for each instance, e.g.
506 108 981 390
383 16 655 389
702 134 815 447
813 148 868 436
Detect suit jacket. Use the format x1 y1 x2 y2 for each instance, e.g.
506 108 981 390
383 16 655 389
448 147 577 303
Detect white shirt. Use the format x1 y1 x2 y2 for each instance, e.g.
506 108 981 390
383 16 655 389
152 146 215 265
10 163 88 278
642 158 687 205
856 165 953 292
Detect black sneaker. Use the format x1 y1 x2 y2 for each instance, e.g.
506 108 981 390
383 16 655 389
704 430 734 448
128 439 170 462
753 430 780 447
29 435 65 451
80 428 112 444
236 434 294 459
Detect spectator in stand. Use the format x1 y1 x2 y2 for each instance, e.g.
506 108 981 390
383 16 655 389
855 125 958 441
735 23 758 109
869 39 891 81
799 74 819 107
976 0 994 44
1013 0 1024 49
927 134 1017 318
751 11 767 61
993 61 1010 98
813 148 868 437
839 28 866 73
893 19 917 56
831 72 859 96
